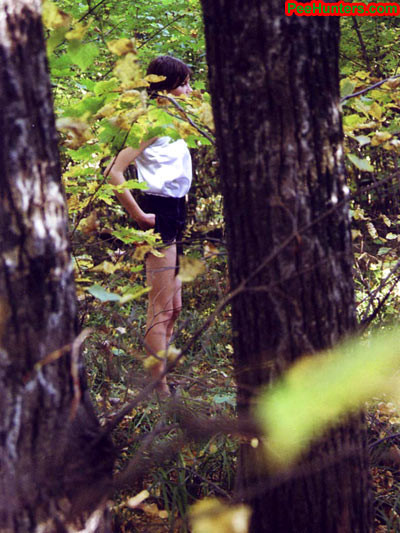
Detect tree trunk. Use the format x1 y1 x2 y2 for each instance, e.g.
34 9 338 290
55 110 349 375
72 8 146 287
201 1 372 531
0 1 113 531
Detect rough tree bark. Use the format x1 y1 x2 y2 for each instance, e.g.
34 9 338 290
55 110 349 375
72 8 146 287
201 1 372 532
0 1 113 531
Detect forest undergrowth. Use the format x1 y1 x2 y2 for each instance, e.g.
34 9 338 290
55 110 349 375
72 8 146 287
72 190 400 532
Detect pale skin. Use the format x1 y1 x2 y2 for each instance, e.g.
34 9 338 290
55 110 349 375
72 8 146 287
105 76 192 395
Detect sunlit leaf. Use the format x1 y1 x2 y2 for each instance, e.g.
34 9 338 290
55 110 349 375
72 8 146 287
197 102 215 130
91 261 119 274
371 131 392 146
42 0 71 30
256 327 400 469
119 286 150 304
127 490 150 509
340 78 356 98
47 27 69 54
384 77 400 90
143 355 163 370
145 74 167 83
113 53 142 84
77 212 99 235
189 499 251 533
347 154 373 172
56 117 91 149
178 256 206 283
107 38 136 56
68 42 99 71
367 222 378 239
369 102 382 121
86 284 120 302
65 21 91 41
355 135 371 147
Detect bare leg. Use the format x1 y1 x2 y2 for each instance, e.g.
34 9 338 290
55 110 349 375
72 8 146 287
166 275 182 346
145 245 179 395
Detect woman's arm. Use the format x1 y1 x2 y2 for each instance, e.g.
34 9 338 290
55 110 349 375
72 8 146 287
104 140 156 229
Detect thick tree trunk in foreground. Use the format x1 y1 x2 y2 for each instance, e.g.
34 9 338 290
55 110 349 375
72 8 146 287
0 2 113 531
201 2 371 532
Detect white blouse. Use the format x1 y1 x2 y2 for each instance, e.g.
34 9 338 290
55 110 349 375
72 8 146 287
135 137 192 198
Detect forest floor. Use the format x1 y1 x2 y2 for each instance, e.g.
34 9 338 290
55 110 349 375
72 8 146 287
77 219 400 532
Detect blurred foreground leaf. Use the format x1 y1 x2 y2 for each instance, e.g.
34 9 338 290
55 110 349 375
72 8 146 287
178 256 206 283
256 327 400 469
189 498 251 533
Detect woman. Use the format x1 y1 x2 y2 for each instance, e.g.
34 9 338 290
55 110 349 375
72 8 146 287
105 56 193 396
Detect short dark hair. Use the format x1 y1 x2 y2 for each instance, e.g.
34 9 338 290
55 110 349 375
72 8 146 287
147 56 192 94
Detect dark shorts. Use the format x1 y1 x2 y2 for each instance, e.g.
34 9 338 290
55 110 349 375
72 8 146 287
139 193 186 258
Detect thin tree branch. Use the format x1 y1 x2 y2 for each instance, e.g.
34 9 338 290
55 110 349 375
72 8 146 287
155 93 215 145
137 14 186 49
341 74 400 103
351 17 371 71
78 0 110 22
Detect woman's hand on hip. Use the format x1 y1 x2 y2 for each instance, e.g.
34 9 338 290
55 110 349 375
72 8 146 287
137 212 156 230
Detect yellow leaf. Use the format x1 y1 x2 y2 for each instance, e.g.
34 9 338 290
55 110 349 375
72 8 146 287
204 241 219 259
197 102 215 130
56 117 91 149
145 74 167 83
189 499 251 533
371 131 392 146
352 207 365 221
67 195 90 213
367 222 378 239
107 38 136 56
174 120 198 138
165 345 182 364
65 21 91 41
91 261 118 275
78 211 99 235
95 103 116 119
178 256 206 283
351 229 362 240
42 0 72 30
209 443 218 454
113 54 141 84
139 503 160 517
110 109 147 131
127 490 149 509
384 77 400 90
369 102 382 120
133 244 163 261
119 286 150 304
143 355 163 370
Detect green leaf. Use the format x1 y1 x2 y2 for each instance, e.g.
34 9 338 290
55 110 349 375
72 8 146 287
340 78 356 98
256 327 400 469
377 247 391 256
94 79 119 96
119 286 150 304
68 42 99 71
213 393 236 407
86 284 120 302
347 154 373 172
355 135 371 147
47 27 69 54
